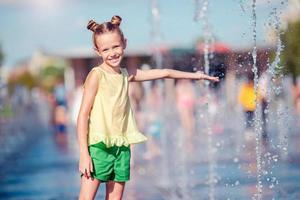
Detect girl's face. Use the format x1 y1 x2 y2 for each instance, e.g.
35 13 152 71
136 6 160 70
95 32 126 69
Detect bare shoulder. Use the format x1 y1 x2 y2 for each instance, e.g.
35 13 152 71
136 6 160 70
84 67 101 89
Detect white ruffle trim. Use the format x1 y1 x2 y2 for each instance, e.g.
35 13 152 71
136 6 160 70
89 132 148 147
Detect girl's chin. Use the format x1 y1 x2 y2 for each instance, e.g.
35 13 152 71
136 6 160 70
106 63 120 68
107 60 121 67
109 62 120 67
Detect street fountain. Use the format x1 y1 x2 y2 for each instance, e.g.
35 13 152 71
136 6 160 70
249 1 265 199
138 1 294 199
194 0 217 199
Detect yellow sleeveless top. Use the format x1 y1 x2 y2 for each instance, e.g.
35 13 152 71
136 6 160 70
87 66 147 147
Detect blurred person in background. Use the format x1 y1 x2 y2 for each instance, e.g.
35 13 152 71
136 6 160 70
175 79 196 151
53 78 68 109
238 73 261 140
53 78 69 138
258 71 269 139
143 81 162 160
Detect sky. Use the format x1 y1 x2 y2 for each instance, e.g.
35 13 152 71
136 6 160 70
0 0 288 68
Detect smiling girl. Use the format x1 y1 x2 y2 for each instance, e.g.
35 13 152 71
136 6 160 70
77 15 219 200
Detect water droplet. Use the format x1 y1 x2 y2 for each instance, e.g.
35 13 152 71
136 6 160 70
282 147 287 151
235 180 240 186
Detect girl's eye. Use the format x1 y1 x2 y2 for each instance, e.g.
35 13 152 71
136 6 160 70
102 49 108 52
113 45 120 49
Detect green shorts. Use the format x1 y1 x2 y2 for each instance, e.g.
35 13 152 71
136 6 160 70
88 142 131 182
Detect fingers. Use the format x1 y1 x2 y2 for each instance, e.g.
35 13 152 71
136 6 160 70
205 74 219 82
90 162 94 173
89 162 94 180
210 76 219 82
79 167 92 179
86 168 91 179
203 75 219 82
197 71 219 82
84 168 91 179
79 156 94 179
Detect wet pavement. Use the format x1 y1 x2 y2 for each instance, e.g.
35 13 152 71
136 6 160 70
0 126 164 200
1 98 300 200
1 124 300 200
0 128 80 200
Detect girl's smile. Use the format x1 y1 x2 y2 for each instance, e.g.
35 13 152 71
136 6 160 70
96 32 126 70
107 55 121 65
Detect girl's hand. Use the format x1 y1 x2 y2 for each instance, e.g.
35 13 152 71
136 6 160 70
196 71 219 82
79 153 94 179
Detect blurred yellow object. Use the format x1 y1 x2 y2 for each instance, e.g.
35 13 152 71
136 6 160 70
238 82 261 111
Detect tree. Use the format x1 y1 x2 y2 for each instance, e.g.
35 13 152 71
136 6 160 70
39 64 65 92
7 70 38 94
281 20 300 84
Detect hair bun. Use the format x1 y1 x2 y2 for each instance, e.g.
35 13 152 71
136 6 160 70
111 15 122 26
87 20 98 32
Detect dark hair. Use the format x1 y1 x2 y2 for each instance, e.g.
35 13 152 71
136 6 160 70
87 15 125 49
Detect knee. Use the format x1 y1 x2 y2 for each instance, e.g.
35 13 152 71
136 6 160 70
106 196 122 200
105 192 123 200
79 192 95 200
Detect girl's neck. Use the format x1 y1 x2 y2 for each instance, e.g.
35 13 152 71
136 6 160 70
100 64 121 74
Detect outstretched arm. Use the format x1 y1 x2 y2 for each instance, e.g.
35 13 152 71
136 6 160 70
128 68 219 82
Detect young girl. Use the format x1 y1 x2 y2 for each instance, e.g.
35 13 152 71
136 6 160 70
77 15 219 200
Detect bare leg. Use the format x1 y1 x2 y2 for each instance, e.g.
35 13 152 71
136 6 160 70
79 176 101 200
105 181 126 200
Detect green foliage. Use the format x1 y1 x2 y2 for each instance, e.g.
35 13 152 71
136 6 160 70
40 65 64 79
39 65 65 92
0 103 13 118
7 71 38 94
280 20 300 83
5 56 67 95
